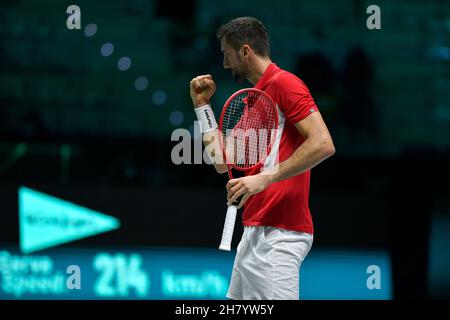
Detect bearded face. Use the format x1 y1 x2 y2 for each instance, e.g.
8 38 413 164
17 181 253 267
231 58 249 83
221 40 250 83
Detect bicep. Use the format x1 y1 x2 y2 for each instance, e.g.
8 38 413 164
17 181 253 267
294 112 333 143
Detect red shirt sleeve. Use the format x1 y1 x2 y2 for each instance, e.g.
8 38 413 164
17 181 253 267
272 72 318 125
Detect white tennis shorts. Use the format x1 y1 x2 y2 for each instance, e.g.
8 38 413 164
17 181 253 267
226 225 313 300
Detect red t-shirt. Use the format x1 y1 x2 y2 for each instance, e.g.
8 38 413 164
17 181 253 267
243 63 318 234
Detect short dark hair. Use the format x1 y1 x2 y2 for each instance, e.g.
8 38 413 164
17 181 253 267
217 17 270 57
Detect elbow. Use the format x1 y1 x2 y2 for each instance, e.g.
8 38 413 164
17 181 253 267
215 164 228 174
317 138 336 159
325 141 336 158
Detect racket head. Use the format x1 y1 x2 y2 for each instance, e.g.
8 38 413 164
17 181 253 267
219 88 278 171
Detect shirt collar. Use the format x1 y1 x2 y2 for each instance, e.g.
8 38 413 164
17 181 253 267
254 63 279 89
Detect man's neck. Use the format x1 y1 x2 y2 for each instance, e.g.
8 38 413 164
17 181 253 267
247 57 272 85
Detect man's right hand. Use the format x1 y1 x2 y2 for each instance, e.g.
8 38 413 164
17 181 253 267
190 74 216 108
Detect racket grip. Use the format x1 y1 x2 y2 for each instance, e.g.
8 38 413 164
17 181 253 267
233 195 244 205
219 205 238 251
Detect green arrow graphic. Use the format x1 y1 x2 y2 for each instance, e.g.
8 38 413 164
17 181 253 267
19 187 120 254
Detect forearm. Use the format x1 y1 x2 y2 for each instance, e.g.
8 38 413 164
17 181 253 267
225 137 334 207
264 137 335 184
202 129 227 174
190 74 226 173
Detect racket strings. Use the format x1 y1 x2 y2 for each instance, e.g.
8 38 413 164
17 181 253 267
222 91 277 169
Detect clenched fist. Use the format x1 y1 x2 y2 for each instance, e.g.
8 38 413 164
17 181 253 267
190 74 216 108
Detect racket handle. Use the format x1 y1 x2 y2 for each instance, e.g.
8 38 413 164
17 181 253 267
219 205 238 251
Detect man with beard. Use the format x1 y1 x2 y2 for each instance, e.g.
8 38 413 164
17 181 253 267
189 17 335 300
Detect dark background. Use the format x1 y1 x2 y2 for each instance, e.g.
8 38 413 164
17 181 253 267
0 0 449 299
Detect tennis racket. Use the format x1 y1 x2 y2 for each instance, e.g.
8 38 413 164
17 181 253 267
218 88 278 251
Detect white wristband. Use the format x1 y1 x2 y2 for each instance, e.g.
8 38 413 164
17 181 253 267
194 104 218 133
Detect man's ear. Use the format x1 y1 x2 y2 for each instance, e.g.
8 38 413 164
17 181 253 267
240 45 251 58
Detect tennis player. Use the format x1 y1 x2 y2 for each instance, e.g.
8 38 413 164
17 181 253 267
190 17 335 300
